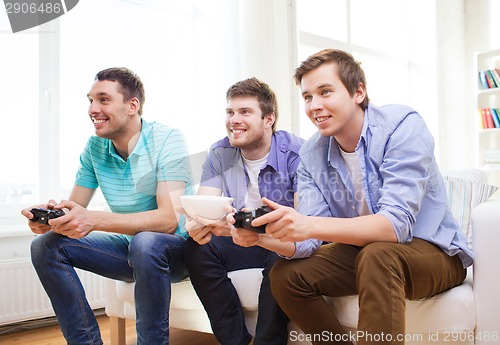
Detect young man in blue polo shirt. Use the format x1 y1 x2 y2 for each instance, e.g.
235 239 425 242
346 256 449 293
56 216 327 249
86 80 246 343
183 78 304 345
256 49 474 344
21 67 193 345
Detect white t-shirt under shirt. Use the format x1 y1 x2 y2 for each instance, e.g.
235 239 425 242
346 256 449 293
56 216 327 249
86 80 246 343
339 149 371 216
242 153 269 209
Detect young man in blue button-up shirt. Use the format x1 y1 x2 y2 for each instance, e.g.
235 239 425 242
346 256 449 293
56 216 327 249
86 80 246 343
183 77 304 345
255 49 474 345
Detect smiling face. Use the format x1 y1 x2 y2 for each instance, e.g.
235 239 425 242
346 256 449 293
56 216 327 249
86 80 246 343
87 80 139 141
300 62 366 152
225 96 274 159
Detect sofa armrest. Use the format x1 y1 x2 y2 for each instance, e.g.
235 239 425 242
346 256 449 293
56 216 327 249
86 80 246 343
471 198 500 343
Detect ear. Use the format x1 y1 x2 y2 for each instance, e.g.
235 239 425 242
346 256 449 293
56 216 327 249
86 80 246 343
128 97 140 116
354 82 367 105
264 112 276 128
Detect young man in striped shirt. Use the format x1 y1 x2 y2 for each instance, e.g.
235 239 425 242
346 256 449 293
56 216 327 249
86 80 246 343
22 67 193 345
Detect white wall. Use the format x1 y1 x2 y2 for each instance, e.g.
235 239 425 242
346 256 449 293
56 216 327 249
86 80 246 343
438 0 500 171
240 0 498 173
237 0 299 134
464 0 500 167
436 0 468 170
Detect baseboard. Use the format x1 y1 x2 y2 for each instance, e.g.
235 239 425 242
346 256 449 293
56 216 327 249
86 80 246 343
0 308 106 336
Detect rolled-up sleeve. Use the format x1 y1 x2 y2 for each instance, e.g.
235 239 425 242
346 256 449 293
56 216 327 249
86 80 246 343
374 113 435 243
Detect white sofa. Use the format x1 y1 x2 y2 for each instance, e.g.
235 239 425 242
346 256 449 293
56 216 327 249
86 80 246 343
105 192 500 345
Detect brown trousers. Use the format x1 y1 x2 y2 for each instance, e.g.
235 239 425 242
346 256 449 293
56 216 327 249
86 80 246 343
270 239 466 345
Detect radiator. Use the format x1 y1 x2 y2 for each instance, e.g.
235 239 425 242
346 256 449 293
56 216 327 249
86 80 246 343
0 258 107 326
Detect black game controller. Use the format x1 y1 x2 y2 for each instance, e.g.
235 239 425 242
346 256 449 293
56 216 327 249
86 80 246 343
233 206 272 233
30 208 65 225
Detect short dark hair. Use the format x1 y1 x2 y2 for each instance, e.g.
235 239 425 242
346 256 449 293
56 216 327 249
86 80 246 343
226 77 278 132
294 49 369 110
95 67 145 115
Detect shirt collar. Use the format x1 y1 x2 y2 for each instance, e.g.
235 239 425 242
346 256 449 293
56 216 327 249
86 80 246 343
326 106 370 167
106 118 152 160
327 136 341 169
221 132 279 172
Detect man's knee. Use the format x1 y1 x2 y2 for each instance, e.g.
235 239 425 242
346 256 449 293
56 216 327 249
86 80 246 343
129 232 168 266
184 236 232 271
30 234 46 265
30 232 61 265
269 258 297 297
183 237 209 270
269 258 286 281
356 242 404 279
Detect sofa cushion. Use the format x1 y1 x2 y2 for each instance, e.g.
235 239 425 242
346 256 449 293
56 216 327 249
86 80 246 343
170 279 206 310
195 267 475 335
114 278 204 313
327 274 475 333
114 268 264 312
442 170 498 247
228 268 264 311
110 267 475 338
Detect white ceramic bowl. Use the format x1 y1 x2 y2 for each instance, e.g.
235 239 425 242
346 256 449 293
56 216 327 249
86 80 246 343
180 195 234 220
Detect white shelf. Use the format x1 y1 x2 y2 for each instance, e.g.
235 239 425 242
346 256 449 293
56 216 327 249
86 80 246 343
478 128 500 134
476 49 500 188
477 87 500 95
482 164 500 171
477 48 500 60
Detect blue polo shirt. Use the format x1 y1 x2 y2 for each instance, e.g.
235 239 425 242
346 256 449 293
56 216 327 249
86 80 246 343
75 119 194 237
200 130 304 209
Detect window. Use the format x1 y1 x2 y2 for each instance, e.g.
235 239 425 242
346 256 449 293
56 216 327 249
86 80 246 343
0 0 442 224
0 17 39 217
295 0 439 149
0 0 235 221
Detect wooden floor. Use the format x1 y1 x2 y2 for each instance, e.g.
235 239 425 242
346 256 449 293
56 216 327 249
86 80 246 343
0 315 219 345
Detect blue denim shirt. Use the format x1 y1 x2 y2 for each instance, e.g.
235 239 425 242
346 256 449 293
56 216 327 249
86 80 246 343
294 104 474 268
200 130 304 209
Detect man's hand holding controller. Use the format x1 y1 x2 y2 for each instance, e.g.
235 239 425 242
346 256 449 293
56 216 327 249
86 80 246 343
21 200 65 235
22 200 97 239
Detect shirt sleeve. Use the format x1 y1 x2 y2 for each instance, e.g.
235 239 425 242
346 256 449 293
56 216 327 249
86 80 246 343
375 112 435 243
74 138 98 189
199 148 223 189
289 154 301 194
287 239 323 259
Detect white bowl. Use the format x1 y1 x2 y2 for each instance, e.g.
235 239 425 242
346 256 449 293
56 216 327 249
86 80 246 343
180 195 234 220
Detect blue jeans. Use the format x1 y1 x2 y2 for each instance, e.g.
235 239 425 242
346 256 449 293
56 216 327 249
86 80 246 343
30 231 187 345
184 236 289 345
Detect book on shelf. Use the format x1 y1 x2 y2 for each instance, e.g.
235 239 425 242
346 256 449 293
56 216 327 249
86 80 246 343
478 69 500 89
485 71 497 88
490 108 500 128
479 108 500 128
493 69 500 85
479 70 488 89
